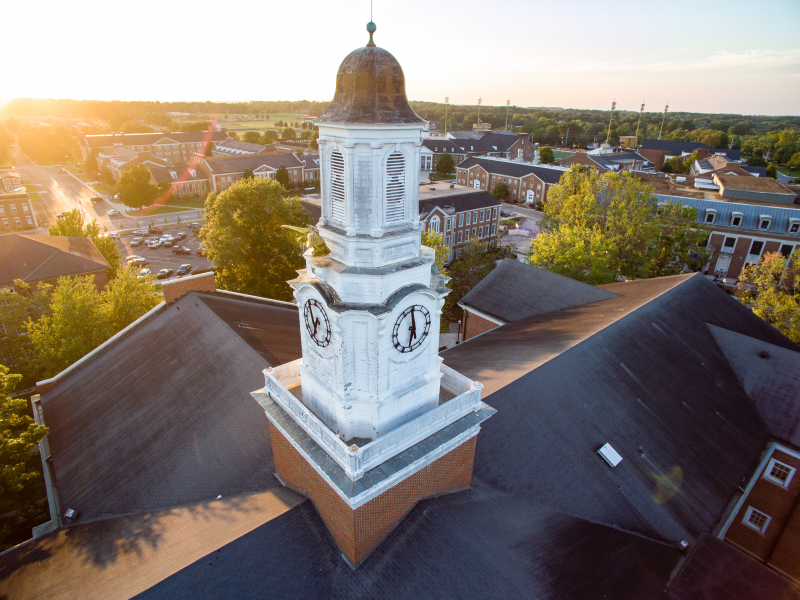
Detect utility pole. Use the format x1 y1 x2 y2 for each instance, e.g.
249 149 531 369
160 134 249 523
634 102 645 146
444 96 449 134
605 99 616 146
505 99 510 130
658 103 669 140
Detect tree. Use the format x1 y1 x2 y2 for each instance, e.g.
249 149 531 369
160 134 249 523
282 127 295 140
300 130 312 140
527 168 709 284
262 130 278 143
202 178 310 300
491 182 509 200
243 131 261 144
102 266 160 333
539 146 555 164
747 155 768 167
0 281 52 388
436 152 455 175
421 231 449 273
0 365 48 499
84 148 99 174
786 152 800 171
448 238 500 302
309 131 319 151
275 165 290 189
27 276 110 377
48 210 121 275
118 164 159 210
98 165 114 186
736 253 799 343
121 121 152 134
766 164 777 179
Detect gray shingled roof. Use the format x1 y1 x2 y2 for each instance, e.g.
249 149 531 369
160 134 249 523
458 157 566 183
0 235 109 286
418 191 499 216
39 292 302 522
82 131 228 147
460 259 619 323
202 153 303 174
640 139 740 161
657 193 800 235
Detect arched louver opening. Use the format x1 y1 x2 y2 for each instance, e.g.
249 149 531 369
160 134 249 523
385 152 405 223
330 150 345 223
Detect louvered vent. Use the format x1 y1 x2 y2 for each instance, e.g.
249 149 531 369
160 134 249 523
330 151 345 223
385 152 405 223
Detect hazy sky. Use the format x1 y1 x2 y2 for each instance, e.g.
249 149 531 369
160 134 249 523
4 0 799 116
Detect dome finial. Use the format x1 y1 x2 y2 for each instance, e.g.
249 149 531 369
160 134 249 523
366 21 376 47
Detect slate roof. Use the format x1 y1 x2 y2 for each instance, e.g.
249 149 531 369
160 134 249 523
202 153 303 174
147 164 208 184
418 190 499 216
458 156 566 183
0 235 109 286
656 194 800 234
212 140 267 154
38 292 302 522
298 153 320 170
460 259 619 323
443 273 798 546
300 199 321 223
422 139 462 153
82 131 228 147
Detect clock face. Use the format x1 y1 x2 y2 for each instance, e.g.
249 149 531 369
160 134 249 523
304 299 331 347
392 305 431 353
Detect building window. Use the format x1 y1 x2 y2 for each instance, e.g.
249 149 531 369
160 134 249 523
492 207 497 219
491 224 496 235
22 204 29 213
445 218 451 232
479 210 484 223
763 458 796 488
458 213 464 227
758 215 772 230
789 219 800 234
705 209 716 224
25 216 33 226
429 216 440 233
385 151 406 223
13 217 21 228
749 240 764 256
445 235 450 245
471 227 477 238
731 213 743 227
780 244 794 258
722 237 736 251
330 150 346 223
1 218 8 230
478 226 483 238
472 211 478 224
742 506 771 534
457 231 463 243
0 206 4 215
9 205 17 215
465 212 471 226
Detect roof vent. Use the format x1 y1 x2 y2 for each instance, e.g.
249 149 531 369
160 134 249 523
759 350 770 359
597 443 623 468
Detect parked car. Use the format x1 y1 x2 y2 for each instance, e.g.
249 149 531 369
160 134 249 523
90 196 102 203
196 244 206 257
172 232 187 241
133 229 149 236
187 223 201 231
156 268 173 279
130 257 148 267
108 209 120 216
138 268 152 277
148 226 163 234
147 239 162 249
177 264 193 276
172 246 191 255
58 168 66 173
126 255 144 263
110 232 120 239
131 237 144 247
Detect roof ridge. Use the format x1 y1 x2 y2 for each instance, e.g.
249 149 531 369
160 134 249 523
22 248 61 282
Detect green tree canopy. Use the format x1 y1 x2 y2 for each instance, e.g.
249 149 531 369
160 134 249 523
527 168 709 284
48 210 121 275
539 146 555 164
736 253 799 343
747 155 768 167
281 127 295 140
243 131 261 144
84 148 99 174
118 164 159 210
0 281 52 388
786 152 800 171
0 365 48 498
98 165 114 186
262 130 278 143
309 131 319 150
243 168 255 179
275 165 290 189
436 152 455 175
202 178 310 300
766 164 777 179
491 182 509 200
421 230 450 273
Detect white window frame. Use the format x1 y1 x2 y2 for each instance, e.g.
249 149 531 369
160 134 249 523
758 214 773 231
721 236 737 252
763 458 796 488
429 215 440 233
788 219 800 235
742 506 771 535
731 212 744 227
704 209 717 224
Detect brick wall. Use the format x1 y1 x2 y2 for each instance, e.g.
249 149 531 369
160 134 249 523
270 422 477 565
161 272 216 303
463 309 502 341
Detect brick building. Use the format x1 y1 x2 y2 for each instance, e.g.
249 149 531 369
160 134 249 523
420 131 535 171
657 194 800 278
637 139 741 171
556 149 651 173
199 153 305 192
79 131 229 165
456 156 565 203
419 190 501 261
147 164 210 197
0 171 37 232
298 153 320 184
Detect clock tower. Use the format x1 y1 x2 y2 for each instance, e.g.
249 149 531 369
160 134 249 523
252 22 494 567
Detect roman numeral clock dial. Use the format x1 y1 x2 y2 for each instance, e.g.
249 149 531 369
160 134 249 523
392 305 431 353
304 299 331 347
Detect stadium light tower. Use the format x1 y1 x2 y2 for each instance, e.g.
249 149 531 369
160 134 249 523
445 96 449 133
634 102 645 146
605 100 616 146
659 103 669 140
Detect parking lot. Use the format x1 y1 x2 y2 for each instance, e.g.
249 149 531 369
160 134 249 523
116 224 212 281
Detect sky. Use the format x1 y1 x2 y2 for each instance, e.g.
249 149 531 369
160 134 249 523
3 0 800 116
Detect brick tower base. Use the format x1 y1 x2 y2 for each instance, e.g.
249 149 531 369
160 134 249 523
269 422 477 566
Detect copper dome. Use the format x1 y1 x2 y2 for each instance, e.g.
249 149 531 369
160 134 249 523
317 25 423 125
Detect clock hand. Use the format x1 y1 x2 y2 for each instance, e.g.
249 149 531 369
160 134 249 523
313 316 320 336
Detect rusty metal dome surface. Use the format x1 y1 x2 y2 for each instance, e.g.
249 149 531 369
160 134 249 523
317 27 423 125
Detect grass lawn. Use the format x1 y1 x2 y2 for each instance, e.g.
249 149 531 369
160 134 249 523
169 197 206 208
500 219 517 226
776 166 800 179
129 206 197 216
222 113 305 128
429 173 456 181
90 183 115 196
28 191 42 203
552 150 574 159
78 174 96 182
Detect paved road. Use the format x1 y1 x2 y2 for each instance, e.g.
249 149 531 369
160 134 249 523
117 227 212 282
501 203 544 222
